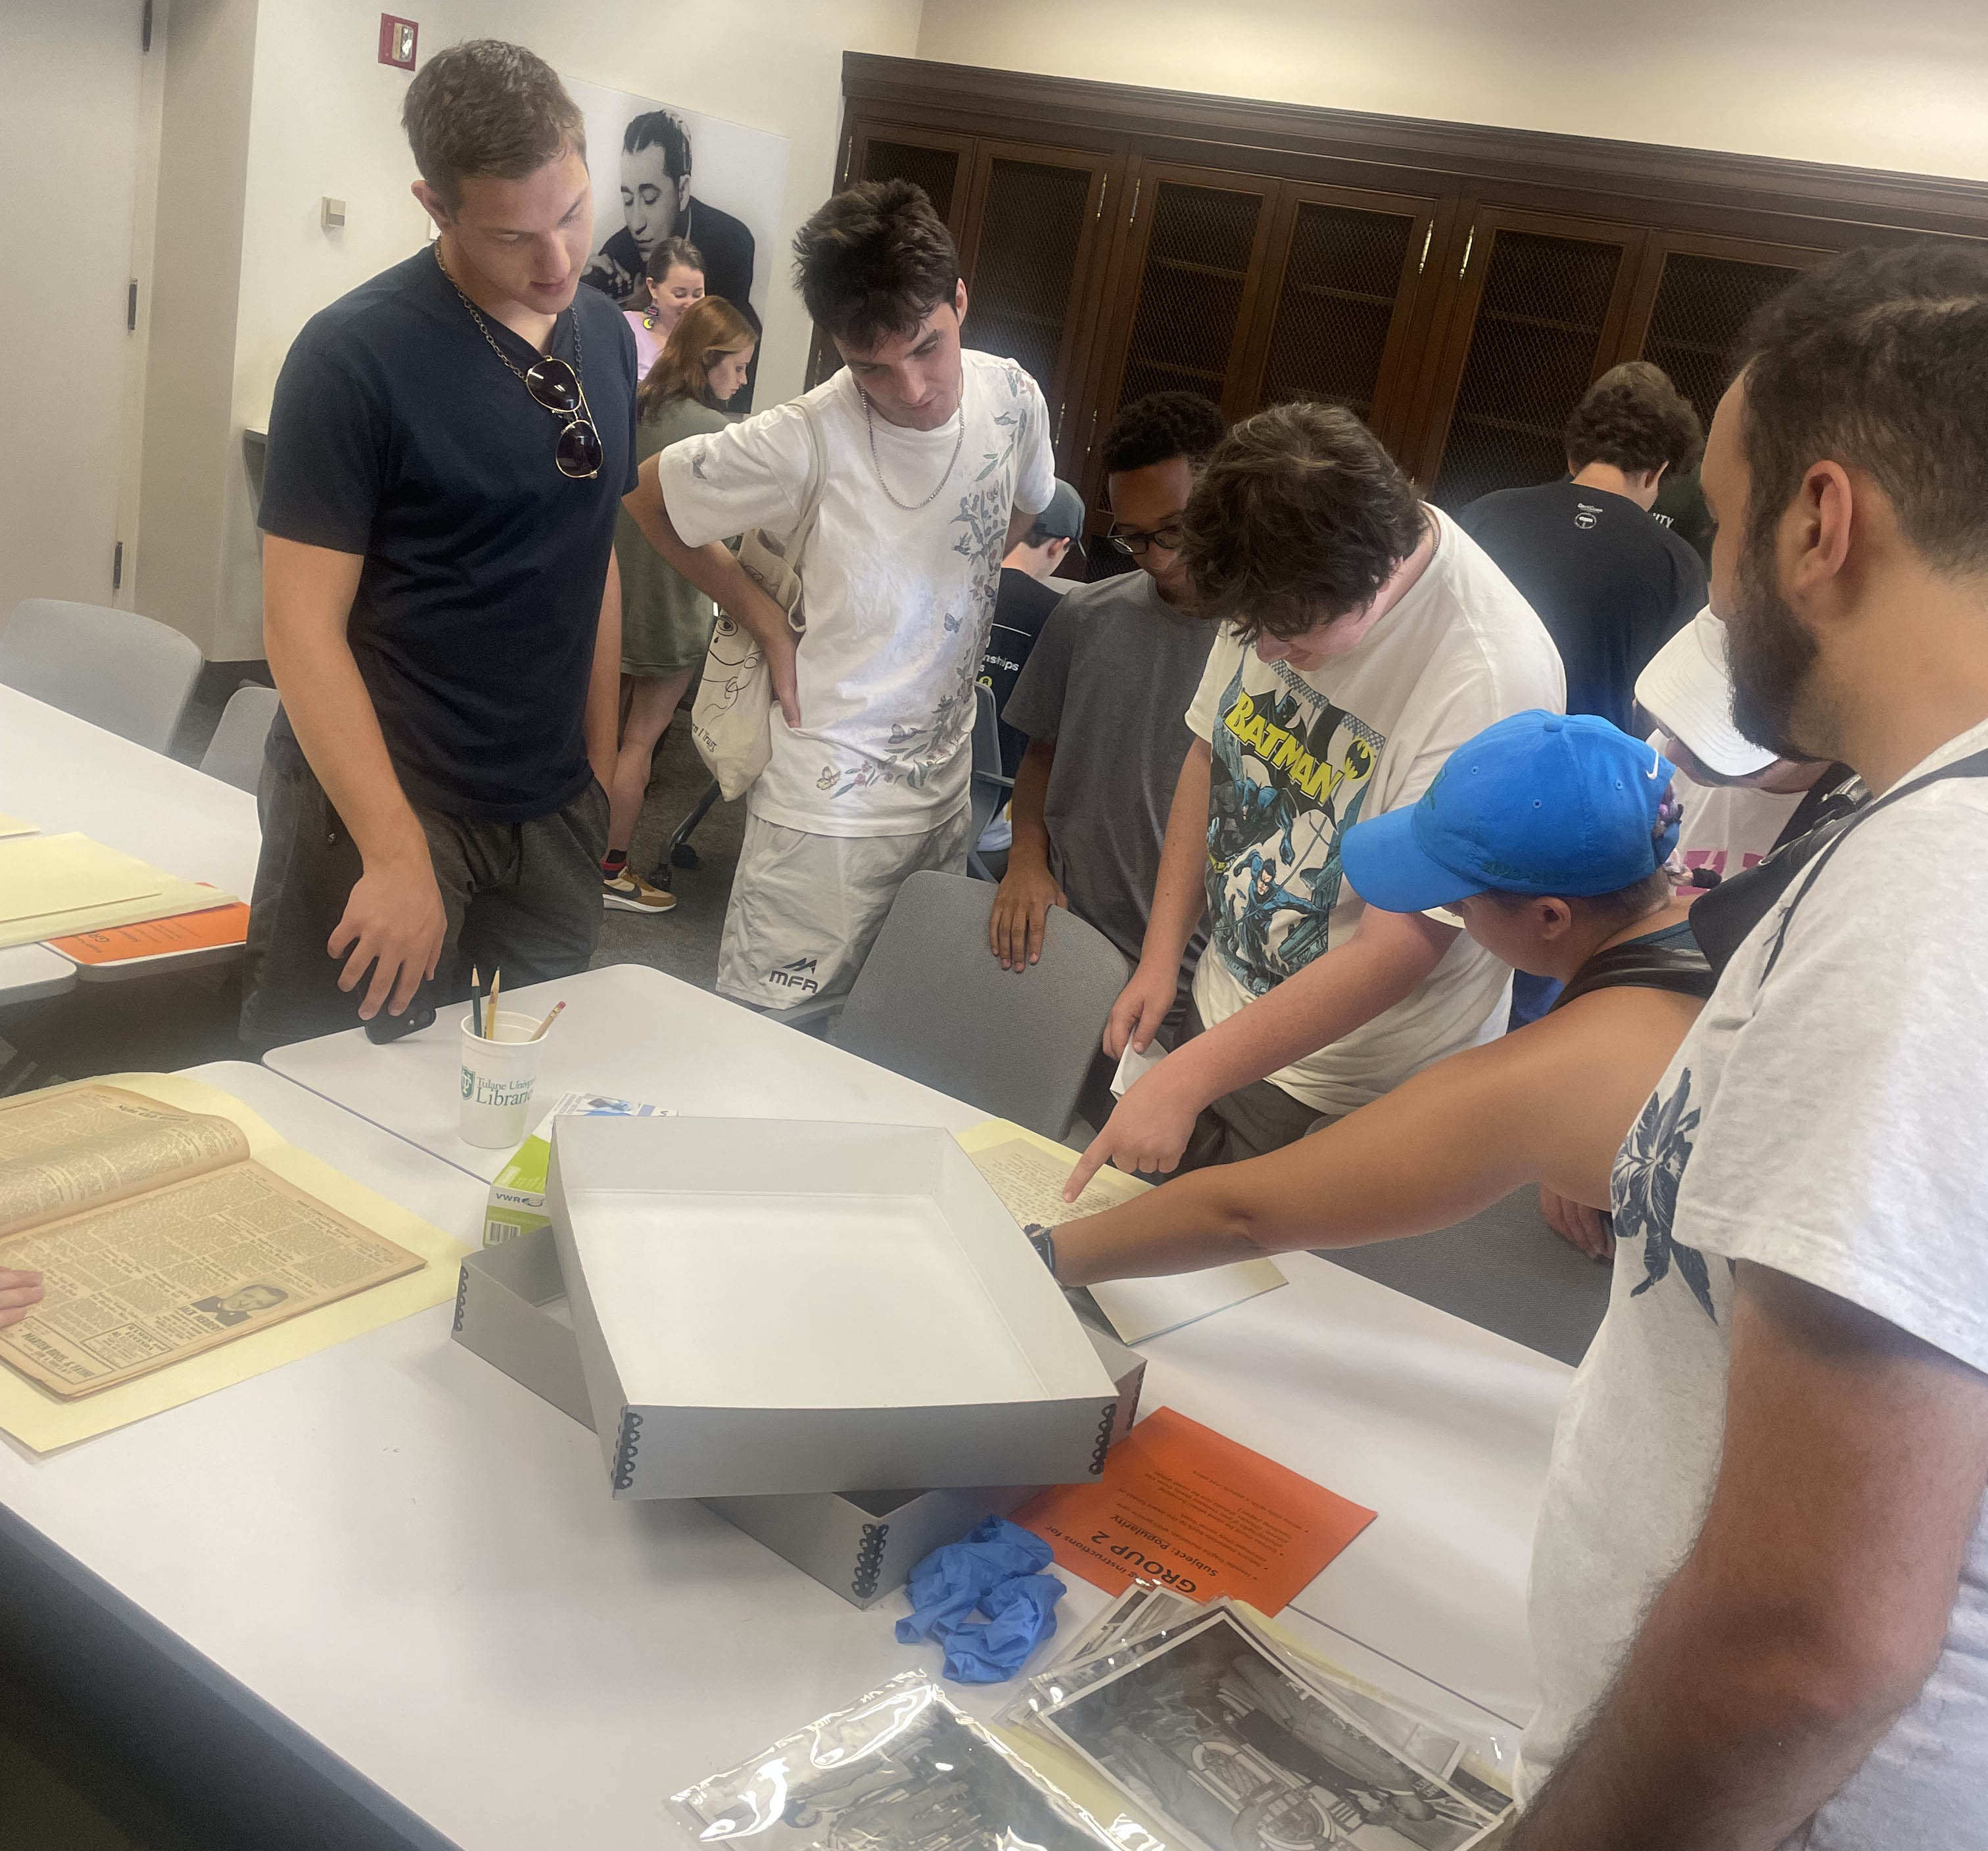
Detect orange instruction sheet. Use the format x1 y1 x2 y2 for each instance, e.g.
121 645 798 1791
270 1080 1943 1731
49 902 250 964
1016 1407 1375 1615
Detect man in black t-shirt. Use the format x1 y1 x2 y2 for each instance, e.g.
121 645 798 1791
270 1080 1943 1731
978 478 1084 781
1459 361 1707 736
242 41 638 1047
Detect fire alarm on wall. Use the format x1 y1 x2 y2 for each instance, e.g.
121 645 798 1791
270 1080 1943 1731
379 14 417 69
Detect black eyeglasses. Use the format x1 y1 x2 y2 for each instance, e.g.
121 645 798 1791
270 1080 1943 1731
525 357 604 480
1105 520 1186 559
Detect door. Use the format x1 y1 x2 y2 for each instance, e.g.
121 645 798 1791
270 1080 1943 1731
1411 208 1649 509
955 141 1119 465
1078 162 1280 504
0 0 158 616
1234 182 1446 458
846 122 976 241
1618 232 1834 432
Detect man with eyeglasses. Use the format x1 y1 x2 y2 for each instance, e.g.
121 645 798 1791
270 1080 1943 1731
989 396 1224 1058
241 42 636 1047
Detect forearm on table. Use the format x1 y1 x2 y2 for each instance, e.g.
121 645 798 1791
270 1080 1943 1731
1007 741 1055 867
1164 912 1453 1108
262 544 424 864
585 553 623 780
1055 1041 1539 1284
1134 743 1214 976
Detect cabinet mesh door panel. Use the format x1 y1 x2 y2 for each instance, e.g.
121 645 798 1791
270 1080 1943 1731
1431 230 1624 510
859 140 962 225
1642 252 1803 431
1116 183 1264 412
966 158 1094 404
1258 202 1415 423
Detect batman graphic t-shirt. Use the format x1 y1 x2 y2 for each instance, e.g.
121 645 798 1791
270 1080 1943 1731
1185 508 1565 1114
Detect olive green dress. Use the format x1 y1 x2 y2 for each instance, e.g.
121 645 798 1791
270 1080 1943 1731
615 396 734 676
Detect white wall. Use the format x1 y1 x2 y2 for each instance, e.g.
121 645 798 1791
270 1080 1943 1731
916 0 1988 181
181 0 919 657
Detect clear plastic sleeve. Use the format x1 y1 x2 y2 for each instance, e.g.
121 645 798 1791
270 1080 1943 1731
672 1671 1156 1851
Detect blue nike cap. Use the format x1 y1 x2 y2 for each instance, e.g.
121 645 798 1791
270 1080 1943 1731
1340 711 1678 913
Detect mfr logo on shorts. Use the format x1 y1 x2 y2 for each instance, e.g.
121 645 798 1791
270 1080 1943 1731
768 956 820 995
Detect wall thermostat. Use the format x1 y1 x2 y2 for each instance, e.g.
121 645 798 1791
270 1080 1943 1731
321 197 346 232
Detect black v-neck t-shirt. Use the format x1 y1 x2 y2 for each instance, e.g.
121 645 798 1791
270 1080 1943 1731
258 247 638 820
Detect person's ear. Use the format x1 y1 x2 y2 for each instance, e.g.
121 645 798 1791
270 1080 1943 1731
1049 536 1072 569
1537 897 1576 941
676 172 692 212
1791 459 1856 600
411 179 453 237
954 277 970 325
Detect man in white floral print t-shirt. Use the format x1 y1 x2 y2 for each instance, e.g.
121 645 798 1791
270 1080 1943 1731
1514 246 1988 1851
625 180 1053 1008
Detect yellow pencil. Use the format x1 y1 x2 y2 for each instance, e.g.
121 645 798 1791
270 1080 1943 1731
487 968 502 1038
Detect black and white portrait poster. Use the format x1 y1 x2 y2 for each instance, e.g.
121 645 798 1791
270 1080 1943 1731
565 74 788 331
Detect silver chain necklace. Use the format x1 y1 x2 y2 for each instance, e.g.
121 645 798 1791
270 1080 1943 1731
860 385 964 511
434 243 584 398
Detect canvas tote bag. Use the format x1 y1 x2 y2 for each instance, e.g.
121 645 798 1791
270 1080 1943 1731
689 400 829 801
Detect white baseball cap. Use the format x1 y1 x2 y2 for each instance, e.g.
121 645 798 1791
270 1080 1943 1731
1634 608 1778 779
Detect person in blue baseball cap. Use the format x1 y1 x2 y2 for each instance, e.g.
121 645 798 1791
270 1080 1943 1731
1035 709 1718 1287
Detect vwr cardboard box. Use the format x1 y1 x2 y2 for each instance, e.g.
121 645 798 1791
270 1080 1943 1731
547 1115 1123 1500
451 1227 1144 1608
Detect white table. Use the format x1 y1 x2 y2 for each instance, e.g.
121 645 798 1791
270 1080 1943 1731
0 941 78 1007
0 685 261 1000
1 1045 1567 1846
266 963 989 1181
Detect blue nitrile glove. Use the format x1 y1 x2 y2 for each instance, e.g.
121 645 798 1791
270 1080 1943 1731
894 1516 1063 1682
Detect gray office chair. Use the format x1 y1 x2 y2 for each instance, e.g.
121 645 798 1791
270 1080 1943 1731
967 682 1013 882
819 870 1129 1140
198 684 281 793
0 598 204 753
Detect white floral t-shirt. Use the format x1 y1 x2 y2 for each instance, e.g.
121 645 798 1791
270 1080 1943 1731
658 352 1054 837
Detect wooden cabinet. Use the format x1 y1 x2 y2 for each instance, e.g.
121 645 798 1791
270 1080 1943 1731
836 57 1988 515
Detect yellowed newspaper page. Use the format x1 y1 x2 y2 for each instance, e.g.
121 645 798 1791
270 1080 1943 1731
0 1083 249 1239
0 1073 469 1451
0 1162 424 1398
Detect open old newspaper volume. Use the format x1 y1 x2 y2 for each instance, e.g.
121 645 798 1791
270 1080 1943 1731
0 1083 425 1399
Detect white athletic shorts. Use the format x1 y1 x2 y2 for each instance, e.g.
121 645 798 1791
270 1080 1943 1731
717 805 974 1010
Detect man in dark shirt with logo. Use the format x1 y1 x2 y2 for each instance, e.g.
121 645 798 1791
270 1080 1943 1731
1460 361 1707 735
978 478 1084 782
243 40 636 1046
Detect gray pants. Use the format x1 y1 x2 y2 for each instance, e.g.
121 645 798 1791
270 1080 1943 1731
1171 998 1338 1172
240 741 608 1050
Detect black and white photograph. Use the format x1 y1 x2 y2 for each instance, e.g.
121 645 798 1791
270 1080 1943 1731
565 74 786 330
1039 1610 1505 1851
674 1675 1115 1851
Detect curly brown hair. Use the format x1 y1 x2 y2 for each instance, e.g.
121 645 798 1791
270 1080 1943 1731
1563 361 1703 479
792 179 959 348
402 41 583 214
1181 403 1427 641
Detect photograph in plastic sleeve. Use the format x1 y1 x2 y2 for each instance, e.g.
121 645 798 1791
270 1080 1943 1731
1015 1601 1473 1794
673 1672 1138 1851
1037 1609 1508 1851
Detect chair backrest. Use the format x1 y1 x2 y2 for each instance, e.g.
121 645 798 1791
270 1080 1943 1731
0 599 204 753
199 684 282 792
832 870 1129 1140
968 681 1004 847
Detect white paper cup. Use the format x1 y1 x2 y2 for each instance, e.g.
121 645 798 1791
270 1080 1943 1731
458 1012 545 1148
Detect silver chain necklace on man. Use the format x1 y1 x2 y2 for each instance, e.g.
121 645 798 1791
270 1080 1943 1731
860 384 964 512
433 242 585 396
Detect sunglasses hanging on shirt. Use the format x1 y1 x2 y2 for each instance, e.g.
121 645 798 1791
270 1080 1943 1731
435 246 603 479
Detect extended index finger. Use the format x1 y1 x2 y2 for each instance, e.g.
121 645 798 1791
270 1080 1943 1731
1062 1129 1114 1204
